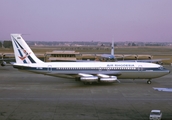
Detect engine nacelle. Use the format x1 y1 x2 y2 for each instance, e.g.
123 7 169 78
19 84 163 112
1 61 6 66
80 76 98 82
99 76 117 83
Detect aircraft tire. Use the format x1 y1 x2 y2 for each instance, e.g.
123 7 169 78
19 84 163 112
147 80 151 84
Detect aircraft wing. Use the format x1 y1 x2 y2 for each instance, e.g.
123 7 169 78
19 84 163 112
46 70 121 83
101 54 115 59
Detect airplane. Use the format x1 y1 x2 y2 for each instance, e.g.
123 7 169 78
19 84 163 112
0 59 7 66
10 34 170 84
99 39 115 61
97 39 150 61
98 40 168 64
0 53 15 66
0 58 15 66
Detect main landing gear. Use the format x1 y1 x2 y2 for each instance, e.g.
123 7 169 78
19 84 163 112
147 79 152 84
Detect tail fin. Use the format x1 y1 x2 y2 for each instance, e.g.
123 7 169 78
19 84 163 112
111 38 114 56
11 34 44 64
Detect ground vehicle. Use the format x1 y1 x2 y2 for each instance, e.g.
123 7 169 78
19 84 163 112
149 110 162 120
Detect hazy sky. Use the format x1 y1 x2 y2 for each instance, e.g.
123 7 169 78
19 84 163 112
0 0 172 42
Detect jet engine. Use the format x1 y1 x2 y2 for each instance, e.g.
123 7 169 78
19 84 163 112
79 73 118 84
97 74 117 83
1 61 6 66
99 76 117 83
80 76 98 82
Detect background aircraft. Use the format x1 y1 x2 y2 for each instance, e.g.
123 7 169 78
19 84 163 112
97 40 168 64
0 53 15 66
0 59 7 66
0 58 15 66
99 39 116 61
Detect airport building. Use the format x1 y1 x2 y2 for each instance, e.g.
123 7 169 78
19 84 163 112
44 51 98 62
45 51 81 62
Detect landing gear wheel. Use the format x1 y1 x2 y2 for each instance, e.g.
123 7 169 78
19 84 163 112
147 80 151 84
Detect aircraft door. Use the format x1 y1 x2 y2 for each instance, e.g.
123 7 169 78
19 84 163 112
138 65 143 71
47 65 52 72
99 67 102 71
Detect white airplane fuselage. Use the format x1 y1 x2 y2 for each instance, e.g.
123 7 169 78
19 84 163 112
13 61 170 79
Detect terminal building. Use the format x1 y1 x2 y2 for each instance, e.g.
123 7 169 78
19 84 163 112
45 51 98 62
45 51 81 62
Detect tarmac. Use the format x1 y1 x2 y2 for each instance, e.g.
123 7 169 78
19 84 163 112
0 65 172 120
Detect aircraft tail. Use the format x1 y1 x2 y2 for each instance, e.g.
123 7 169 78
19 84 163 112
111 38 114 56
11 34 44 64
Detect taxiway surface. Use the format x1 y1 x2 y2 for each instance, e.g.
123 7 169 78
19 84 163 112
0 66 172 120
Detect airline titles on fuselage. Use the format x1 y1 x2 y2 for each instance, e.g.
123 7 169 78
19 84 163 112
107 64 134 67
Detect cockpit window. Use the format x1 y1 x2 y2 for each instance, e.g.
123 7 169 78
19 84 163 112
17 37 21 39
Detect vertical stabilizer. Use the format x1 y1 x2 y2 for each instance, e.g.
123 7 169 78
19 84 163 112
111 38 114 56
11 34 44 64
